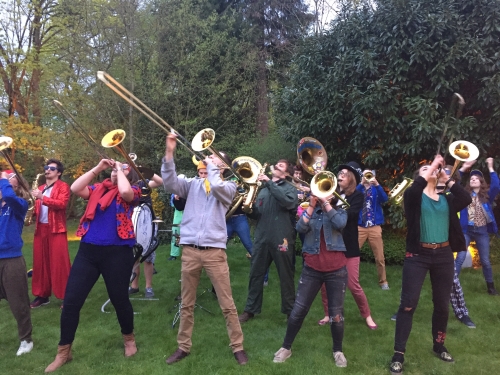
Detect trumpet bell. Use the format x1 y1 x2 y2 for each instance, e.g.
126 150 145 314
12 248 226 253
192 128 215 152
297 137 327 175
0 136 13 151
231 156 262 183
363 171 375 182
102 129 126 148
449 140 479 162
311 171 337 198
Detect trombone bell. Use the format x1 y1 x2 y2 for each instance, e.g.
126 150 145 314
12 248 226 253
311 171 336 198
192 128 215 152
102 129 126 148
449 140 479 162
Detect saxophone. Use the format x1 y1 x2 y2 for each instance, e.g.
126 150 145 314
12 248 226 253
24 173 42 226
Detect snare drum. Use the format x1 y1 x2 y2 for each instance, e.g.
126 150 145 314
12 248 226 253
131 203 157 257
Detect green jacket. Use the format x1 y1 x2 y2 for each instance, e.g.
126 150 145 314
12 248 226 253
249 179 298 249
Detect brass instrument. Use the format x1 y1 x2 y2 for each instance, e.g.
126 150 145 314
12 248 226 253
310 171 350 208
448 140 479 176
362 170 376 183
97 71 205 161
0 136 36 225
101 129 153 196
53 100 109 159
297 137 328 175
388 177 413 205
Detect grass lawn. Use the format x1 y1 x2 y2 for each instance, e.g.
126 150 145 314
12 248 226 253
1 220 500 374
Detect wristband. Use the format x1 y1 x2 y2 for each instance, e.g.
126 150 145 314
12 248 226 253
91 169 97 176
302 211 311 219
322 201 330 208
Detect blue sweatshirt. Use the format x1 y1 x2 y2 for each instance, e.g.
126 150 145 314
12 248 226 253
0 179 28 259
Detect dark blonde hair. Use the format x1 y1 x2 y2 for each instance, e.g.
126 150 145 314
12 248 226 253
342 170 357 196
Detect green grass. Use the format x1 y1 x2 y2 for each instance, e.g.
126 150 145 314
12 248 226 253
2 221 500 374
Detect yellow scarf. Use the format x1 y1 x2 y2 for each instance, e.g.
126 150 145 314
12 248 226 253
204 179 211 196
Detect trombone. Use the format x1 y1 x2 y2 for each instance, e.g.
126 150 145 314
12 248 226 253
0 136 36 225
97 71 205 161
101 129 154 196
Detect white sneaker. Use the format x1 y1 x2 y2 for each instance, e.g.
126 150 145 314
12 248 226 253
273 347 292 363
334 351 347 367
16 340 33 356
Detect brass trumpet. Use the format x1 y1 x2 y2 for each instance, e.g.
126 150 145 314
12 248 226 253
363 170 376 183
0 136 36 225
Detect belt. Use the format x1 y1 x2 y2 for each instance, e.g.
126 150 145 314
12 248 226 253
184 244 213 250
420 241 450 249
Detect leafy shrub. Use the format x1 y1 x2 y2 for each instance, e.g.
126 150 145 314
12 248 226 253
360 226 406 265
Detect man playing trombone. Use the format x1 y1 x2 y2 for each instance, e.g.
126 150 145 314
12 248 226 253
161 134 248 366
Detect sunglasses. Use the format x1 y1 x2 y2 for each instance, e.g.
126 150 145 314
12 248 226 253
44 166 58 171
444 169 451 176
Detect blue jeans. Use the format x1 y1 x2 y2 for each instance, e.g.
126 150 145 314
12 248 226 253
394 248 454 353
283 264 347 352
455 225 493 283
226 215 253 255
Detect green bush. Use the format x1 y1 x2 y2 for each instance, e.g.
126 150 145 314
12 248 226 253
360 226 407 266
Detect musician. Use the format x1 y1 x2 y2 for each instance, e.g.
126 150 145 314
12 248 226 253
161 134 248 365
129 173 163 298
238 160 298 323
389 155 471 375
356 169 389 289
455 157 499 295
273 193 348 367
30 159 71 309
322 161 377 330
0 170 33 356
45 160 141 373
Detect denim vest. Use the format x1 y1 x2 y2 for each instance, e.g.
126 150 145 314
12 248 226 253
296 206 347 254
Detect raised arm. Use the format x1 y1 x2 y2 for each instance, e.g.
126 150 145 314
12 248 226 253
71 159 114 199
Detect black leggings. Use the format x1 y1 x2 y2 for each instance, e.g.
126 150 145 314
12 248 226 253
59 242 135 345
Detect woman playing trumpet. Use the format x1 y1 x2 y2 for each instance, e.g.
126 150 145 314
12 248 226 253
45 159 141 373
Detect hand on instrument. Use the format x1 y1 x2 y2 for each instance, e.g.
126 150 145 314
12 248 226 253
300 185 311 193
369 178 379 186
114 161 124 171
32 189 43 199
96 159 114 172
0 171 10 180
431 155 444 171
309 195 318 208
165 133 177 159
258 173 270 183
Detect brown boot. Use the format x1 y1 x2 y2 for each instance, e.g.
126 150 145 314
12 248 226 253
45 344 72 373
123 333 137 357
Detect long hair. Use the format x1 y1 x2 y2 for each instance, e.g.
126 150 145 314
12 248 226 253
342 170 357 196
13 175 31 202
465 175 489 203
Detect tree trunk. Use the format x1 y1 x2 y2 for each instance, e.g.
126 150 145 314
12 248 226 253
256 48 269 137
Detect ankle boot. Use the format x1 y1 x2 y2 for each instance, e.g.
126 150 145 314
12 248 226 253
123 333 137 357
45 344 72 373
487 282 499 295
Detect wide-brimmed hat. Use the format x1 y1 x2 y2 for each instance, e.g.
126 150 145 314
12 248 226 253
336 161 362 185
470 170 483 179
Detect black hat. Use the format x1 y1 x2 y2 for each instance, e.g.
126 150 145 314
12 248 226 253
336 161 362 185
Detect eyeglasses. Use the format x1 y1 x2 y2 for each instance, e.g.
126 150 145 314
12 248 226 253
338 171 346 177
44 166 58 171
112 164 130 172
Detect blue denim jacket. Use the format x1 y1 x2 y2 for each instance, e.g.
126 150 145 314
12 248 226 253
296 206 347 254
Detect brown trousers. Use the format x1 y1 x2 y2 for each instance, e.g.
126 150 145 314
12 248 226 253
177 246 244 353
358 225 387 285
0 256 33 342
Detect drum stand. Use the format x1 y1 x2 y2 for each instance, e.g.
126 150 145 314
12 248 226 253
169 278 215 328
101 262 159 315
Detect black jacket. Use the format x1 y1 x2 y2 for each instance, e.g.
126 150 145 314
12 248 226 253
342 189 364 258
403 176 472 254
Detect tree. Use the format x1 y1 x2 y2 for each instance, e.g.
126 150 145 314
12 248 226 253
276 0 500 181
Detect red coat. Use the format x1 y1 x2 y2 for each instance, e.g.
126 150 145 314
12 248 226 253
34 179 70 234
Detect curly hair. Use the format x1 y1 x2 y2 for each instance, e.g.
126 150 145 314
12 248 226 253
465 175 489 203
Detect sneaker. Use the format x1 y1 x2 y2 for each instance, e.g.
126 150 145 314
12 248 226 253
168 256 177 261
273 347 292 363
246 253 252 259
381 283 390 290
263 281 268 287
16 340 33 356
333 351 347 367
391 313 397 321
390 360 403 374
128 287 139 295
145 287 154 298
459 315 476 328
30 297 49 309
